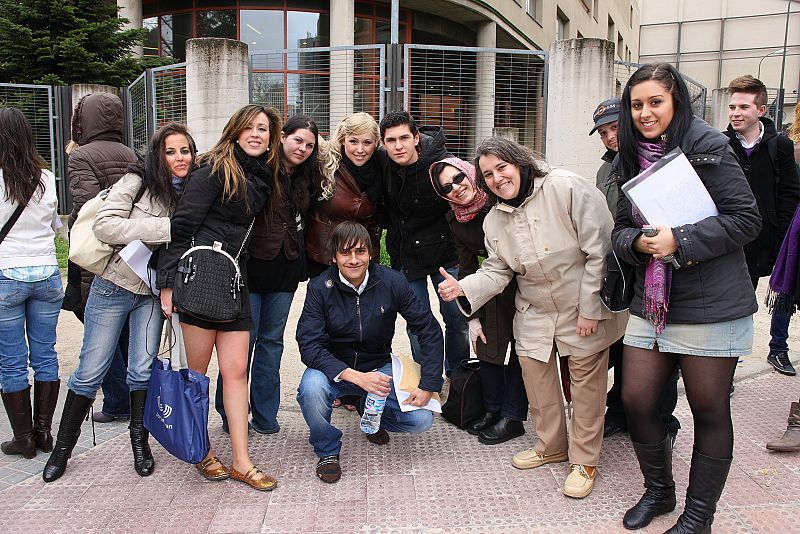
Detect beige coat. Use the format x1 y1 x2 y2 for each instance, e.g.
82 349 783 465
459 166 627 362
92 172 171 295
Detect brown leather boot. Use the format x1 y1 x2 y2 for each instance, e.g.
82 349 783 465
1 386 36 459
33 380 60 452
766 402 800 452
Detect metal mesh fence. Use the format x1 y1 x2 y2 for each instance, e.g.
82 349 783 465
0 83 55 171
613 61 708 120
404 45 547 160
250 45 385 137
152 63 187 128
127 72 149 156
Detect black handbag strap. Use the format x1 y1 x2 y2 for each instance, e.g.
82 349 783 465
189 217 256 261
0 188 37 246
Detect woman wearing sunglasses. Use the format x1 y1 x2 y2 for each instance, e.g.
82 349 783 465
430 157 527 445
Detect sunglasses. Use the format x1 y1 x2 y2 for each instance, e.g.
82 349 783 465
440 172 467 195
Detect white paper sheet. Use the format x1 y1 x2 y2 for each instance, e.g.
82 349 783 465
391 353 442 413
118 240 159 295
621 148 718 226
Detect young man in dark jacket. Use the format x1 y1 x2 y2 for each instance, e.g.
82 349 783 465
296 222 444 483
377 111 468 375
724 75 800 376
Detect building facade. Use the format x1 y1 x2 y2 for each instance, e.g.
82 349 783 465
639 0 799 126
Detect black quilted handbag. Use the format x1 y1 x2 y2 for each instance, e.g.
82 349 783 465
172 220 254 323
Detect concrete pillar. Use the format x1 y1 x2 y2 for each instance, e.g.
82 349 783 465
329 0 355 128
475 21 496 147
117 0 143 57
186 38 250 154
710 88 731 131
71 85 118 106
545 38 614 180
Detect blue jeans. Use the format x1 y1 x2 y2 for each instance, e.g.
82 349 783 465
67 277 163 398
0 271 62 393
99 321 130 417
769 293 793 354
407 266 469 375
215 291 294 433
296 362 433 457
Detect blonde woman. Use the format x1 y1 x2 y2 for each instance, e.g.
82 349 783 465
156 105 282 491
306 112 383 278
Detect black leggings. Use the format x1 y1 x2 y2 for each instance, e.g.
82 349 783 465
622 344 738 459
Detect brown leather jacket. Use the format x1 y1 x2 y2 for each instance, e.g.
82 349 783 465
305 165 380 265
249 196 300 261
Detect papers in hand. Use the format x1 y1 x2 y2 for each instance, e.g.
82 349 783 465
391 353 442 413
621 148 718 226
118 240 159 296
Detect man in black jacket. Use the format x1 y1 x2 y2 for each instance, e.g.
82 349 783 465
724 75 800 376
296 222 444 483
377 111 468 375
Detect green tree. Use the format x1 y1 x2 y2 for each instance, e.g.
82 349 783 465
0 0 172 86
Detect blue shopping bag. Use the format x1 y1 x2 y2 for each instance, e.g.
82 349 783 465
144 358 210 464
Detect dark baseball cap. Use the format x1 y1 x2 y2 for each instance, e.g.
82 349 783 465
589 98 621 136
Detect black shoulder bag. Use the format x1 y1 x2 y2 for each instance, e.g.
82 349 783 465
172 219 255 323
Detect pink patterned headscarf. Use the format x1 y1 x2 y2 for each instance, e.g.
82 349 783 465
429 157 487 223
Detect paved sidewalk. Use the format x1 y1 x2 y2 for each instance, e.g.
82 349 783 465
0 281 799 533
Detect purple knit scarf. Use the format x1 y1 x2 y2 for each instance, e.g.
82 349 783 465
767 205 800 314
638 140 670 333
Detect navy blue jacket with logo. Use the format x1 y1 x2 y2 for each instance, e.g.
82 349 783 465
296 263 444 393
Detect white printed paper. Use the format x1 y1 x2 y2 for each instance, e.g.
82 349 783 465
391 353 442 413
118 240 159 295
621 148 718 226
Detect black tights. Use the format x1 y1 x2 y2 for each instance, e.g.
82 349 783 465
622 345 738 459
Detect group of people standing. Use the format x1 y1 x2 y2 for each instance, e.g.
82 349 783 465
0 61 798 533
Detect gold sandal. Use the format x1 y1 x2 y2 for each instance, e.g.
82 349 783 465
195 456 230 481
229 465 278 491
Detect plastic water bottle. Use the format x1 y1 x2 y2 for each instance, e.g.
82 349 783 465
360 391 387 435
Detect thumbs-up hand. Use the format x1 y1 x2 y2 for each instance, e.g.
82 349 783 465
437 266 463 302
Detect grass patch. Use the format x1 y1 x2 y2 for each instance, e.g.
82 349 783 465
379 230 390 266
55 235 69 270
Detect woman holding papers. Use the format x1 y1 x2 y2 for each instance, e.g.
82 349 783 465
612 63 761 533
437 137 626 499
43 123 196 482
429 157 528 445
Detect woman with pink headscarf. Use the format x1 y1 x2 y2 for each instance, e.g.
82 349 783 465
430 157 527 446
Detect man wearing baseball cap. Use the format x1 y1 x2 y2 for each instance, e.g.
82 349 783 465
589 98 681 442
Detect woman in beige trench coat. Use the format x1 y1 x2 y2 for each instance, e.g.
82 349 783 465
438 136 626 499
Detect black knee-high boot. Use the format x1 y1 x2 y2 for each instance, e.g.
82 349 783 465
33 380 60 452
623 435 676 529
1 386 36 459
664 450 732 534
129 390 154 476
43 389 92 482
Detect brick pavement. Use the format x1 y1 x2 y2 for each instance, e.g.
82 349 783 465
1 281 799 533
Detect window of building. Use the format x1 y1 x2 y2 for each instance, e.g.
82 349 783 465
556 8 569 40
241 10 284 55
160 13 192 61
196 10 237 39
630 6 634 27
617 32 623 59
592 0 598 21
526 0 541 22
577 31 584 39
607 16 615 42
143 17 159 57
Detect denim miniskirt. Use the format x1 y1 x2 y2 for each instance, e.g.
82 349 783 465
623 314 753 357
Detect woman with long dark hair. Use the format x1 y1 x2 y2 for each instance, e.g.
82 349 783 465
0 108 62 460
156 105 282 490
43 122 197 482
612 63 761 532
214 115 319 437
